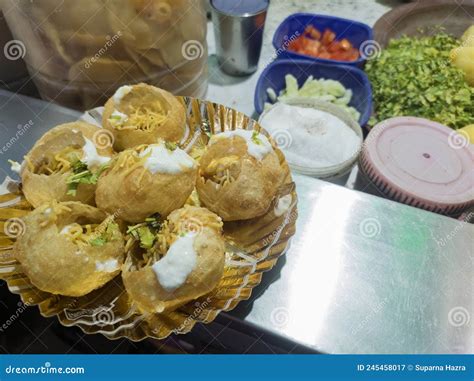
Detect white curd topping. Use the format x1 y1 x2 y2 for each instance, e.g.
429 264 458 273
82 138 111 168
139 143 195 174
10 161 22 174
152 233 197 291
211 130 273 160
95 259 119 273
109 109 129 126
274 194 293 217
260 103 361 168
112 85 132 104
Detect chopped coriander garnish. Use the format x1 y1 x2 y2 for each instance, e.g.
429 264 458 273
66 161 109 196
164 141 178 151
127 225 155 249
138 227 155 249
366 32 474 129
89 237 107 247
89 221 120 247
251 130 263 145
72 160 88 173
127 214 161 249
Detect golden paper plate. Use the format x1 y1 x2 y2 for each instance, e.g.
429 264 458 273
0 97 297 341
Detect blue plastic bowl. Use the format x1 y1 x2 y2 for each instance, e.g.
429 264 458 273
254 59 372 126
272 13 373 67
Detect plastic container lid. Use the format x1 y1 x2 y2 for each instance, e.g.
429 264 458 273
360 117 474 216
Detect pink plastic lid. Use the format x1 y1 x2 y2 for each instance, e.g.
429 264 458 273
360 117 474 215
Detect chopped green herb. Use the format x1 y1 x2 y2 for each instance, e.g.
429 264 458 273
72 160 88 173
164 141 178 151
89 221 120 247
89 237 107 247
366 32 474 129
66 161 110 196
251 130 262 145
127 225 155 249
137 226 155 249
126 214 161 249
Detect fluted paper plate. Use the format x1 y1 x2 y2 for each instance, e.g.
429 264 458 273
0 97 297 341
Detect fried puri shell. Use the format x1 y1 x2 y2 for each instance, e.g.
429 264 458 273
21 122 114 208
14 202 125 297
102 83 186 151
122 206 225 313
196 135 285 221
95 146 197 223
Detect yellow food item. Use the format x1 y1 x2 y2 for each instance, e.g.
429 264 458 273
14 202 125 297
450 47 474 86
102 83 186 151
459 124 474 144
461 25 474 47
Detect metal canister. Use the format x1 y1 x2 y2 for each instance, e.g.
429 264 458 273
211 0 269 76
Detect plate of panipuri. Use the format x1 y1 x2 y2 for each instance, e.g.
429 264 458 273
0 84 297 341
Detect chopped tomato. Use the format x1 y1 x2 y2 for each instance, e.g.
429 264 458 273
327 41 342 53
304 25 321 40
304 39 321 56
340 38 352 51
321 29 336 45
287 24 360 62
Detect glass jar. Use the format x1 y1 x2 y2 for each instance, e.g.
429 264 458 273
2 0 208 110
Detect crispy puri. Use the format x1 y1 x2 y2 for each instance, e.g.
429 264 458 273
122 205 225 313
102 83 186 151
14 201 125 297
21 122 114 208
95 142 197 223
196 130 285 221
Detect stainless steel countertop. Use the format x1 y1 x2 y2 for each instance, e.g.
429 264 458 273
0 90 472 354
244 174 473 354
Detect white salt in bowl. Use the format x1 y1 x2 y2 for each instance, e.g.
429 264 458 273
259 98 363 184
